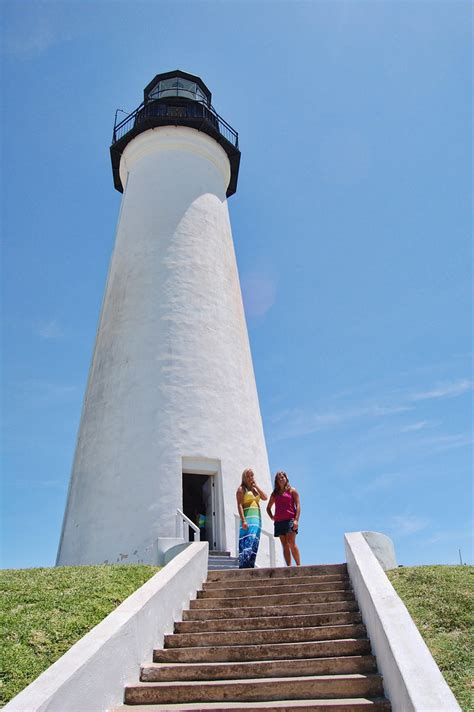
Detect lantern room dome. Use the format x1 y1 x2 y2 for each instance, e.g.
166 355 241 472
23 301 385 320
144 70 212 105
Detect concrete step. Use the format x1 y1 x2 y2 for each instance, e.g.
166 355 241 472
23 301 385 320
154 638 372 664
165 624 367 649
141 655 377 682
209 551 232 557
206 564 348 582
208 556 239 570
208 566 239 571
124 674 385 705
175 611 362 634
203 573 350 591
208 565 239 571
190 590 355 610
110 697 391 711
198 580 352 599
183 600 360 621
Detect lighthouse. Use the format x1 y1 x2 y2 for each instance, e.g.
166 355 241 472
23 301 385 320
56 71 275 567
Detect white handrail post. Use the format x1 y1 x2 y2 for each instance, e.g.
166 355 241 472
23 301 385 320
234 514 240 559
176 508 200 543
269 536 276 568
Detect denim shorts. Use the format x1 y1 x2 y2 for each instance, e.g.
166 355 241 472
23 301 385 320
274 519 298 537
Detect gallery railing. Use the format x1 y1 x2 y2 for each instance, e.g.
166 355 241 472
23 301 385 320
112 100 239 150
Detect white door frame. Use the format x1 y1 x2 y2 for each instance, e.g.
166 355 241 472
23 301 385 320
182 457 223 551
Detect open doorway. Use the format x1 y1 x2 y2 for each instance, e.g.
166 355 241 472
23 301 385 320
182 473 216 549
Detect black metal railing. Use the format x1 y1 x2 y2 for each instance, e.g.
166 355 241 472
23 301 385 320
112 99 239 150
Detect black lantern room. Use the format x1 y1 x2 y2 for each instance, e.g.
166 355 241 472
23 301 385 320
110 70 240 197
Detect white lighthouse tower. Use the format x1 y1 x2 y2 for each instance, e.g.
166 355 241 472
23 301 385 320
57 71 274 567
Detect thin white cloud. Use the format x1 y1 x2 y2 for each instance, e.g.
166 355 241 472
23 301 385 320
422 433 473 451
36 319 62 340
423 526 472 547
269 402 412 441
390 514 429 537
267 408 345 440
3 10 74 59
400 420 431 433
409 380 473 402
269 375 471 442
4 21 56 58
37 479 63 488
12 380 78 408
369 404 412 417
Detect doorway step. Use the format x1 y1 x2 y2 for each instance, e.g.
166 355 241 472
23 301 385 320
111 563 391 710
208 551 239 570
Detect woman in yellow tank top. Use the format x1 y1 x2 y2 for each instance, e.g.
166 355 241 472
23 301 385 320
236 468 268 568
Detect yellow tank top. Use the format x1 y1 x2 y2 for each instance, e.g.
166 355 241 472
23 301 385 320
242 489 261 518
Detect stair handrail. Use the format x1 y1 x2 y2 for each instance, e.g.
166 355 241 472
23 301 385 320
176 508 200 542
234 514 276 568
261 527 276 568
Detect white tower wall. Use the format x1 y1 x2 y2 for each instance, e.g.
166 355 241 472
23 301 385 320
57 127 274 566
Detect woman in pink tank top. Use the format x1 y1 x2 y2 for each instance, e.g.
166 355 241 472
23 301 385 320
266 471 301 566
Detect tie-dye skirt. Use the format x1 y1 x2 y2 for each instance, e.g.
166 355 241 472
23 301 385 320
239 505 261 569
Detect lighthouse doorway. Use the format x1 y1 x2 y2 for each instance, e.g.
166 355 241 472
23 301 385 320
182 473 216 549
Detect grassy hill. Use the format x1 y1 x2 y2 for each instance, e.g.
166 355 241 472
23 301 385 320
0 564 160 705
387 565 473 711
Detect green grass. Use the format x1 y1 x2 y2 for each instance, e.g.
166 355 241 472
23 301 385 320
387 565 473 711
0 564 160 706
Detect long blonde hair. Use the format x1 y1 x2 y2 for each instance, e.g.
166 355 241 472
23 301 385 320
240 468 254 492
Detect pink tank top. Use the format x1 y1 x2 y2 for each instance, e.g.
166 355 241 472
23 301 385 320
274 490 296 522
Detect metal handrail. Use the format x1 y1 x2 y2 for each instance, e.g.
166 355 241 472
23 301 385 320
234 514 276 568
261 528 276 568
112 98 239 150
176 508 200 542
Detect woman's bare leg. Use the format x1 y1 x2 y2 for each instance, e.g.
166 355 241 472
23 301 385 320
286 531 301 565
279 534 291 566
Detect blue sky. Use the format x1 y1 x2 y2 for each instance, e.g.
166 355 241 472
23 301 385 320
1 0 472 569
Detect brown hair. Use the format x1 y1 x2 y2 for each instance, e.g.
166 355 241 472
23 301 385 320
273 471 290 496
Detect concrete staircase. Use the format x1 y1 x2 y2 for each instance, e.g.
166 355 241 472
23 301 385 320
111 564 391 711
208 550 239 571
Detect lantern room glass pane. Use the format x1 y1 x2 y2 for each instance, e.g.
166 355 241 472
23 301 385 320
195 85 206 102
148 76 207 103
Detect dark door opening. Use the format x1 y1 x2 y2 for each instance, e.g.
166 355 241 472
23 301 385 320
182 473 216 549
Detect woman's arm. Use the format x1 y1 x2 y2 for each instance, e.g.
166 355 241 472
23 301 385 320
236 487 248 529
253 482 268 501
266 493 275 520
292 488 301 527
